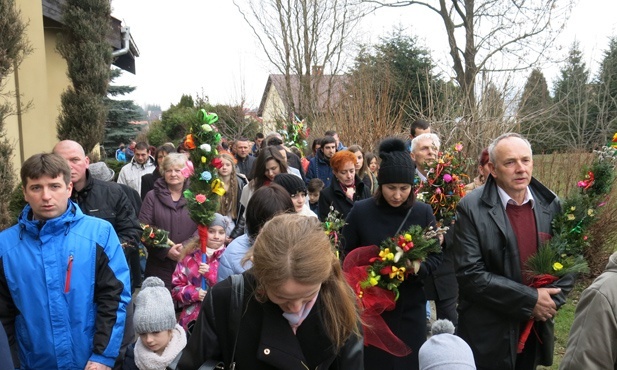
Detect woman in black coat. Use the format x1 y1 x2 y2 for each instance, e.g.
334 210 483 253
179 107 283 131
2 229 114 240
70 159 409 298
318 150 370 221
179 214 364 370
341 138 442 370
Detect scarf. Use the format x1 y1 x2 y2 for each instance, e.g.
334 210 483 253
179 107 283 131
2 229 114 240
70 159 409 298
134 324 187 370
338 181 356 200
282 292 319 334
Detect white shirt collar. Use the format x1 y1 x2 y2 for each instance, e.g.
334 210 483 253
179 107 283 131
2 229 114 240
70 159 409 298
497 185 535 209
416 169 427 182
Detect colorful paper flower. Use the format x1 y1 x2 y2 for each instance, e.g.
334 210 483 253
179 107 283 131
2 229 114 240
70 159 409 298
443 174 453 183
200 171 212 181
185 134 196 150
180 160 194 178
211 157 223 169
200 143 211 152
195 194 207 204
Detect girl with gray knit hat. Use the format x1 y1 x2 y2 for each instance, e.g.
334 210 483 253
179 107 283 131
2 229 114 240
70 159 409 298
123 276 186 370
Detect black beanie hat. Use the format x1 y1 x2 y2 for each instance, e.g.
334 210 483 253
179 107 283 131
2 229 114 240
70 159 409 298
378 138 416 185
273 173 307 196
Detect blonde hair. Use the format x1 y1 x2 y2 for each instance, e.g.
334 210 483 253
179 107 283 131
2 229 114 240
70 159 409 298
245 214 360 349
162 153 187 172
217 153 240 219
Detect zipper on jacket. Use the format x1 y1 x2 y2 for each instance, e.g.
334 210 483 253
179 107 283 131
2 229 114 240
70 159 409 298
64 254 74 293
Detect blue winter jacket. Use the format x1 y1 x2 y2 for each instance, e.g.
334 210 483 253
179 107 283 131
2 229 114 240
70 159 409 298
305 150 333 188
217 233 253 283
0 201 131 369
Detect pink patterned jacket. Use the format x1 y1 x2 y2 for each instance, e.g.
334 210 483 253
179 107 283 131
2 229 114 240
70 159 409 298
171 248 224 332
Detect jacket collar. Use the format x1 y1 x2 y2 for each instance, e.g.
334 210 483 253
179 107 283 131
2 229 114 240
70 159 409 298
19 200 83 240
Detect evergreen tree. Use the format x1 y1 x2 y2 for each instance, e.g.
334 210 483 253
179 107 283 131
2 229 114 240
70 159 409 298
347 29 439 120
595 37 617 142
103 68 145 153
56 0 112 154
518 69 556 152
553 43 597 150
0 0 30 229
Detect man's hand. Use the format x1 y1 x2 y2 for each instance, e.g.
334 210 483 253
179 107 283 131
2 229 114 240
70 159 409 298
84 361 111 370
166 243 183 261
531 287 561 321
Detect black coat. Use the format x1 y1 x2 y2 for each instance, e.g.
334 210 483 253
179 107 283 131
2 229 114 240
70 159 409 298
178 272 364 370
453 176 567 369
318 176 370 221
341 198 442 370
140 168 162 201
423 227 458 301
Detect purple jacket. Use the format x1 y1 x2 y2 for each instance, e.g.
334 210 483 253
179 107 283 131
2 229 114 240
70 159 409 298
139 177 197 289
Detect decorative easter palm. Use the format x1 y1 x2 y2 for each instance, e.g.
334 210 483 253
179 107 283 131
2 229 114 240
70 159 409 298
182 110 226 290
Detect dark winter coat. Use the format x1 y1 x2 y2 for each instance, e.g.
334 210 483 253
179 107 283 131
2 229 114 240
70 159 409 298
423 227 458 302
140 168 162 201
318 176 370 221
72 170 142 292
178 272 364 370
305 150 333 188
341 198 442 370
453 175 567 369
228 174 249 239
235 155 256 179
139 177 197 289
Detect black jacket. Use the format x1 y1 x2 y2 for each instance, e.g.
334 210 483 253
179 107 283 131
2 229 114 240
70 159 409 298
229 174 249 239
236 155 256 179
178 272 364 370
72 170 142 247
318 176 370 221
72 171 142 292
140 168 162 201
342 198 441 369
453 175 566 369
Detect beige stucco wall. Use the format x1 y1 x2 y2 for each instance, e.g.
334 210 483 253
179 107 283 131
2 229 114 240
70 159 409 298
2 1 71 180
261 84 286 134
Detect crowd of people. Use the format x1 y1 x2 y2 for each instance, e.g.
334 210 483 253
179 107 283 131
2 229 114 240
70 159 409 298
0 123 609 370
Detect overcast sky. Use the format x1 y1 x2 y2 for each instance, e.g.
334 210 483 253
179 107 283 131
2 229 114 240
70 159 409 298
111 1 617 111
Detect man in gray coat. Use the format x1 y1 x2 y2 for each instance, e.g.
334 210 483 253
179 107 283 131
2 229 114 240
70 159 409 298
453 133 570 370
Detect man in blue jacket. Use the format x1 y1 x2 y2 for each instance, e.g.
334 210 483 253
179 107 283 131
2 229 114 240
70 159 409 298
0 153 131 369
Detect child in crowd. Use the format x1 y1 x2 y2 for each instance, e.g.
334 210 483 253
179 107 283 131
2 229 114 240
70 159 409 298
419 319 476 370
273 173 317 218
308 178 324 216
171 213 228 333
123 277 187 370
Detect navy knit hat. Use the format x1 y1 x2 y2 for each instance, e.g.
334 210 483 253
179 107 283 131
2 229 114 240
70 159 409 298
273 173 307 196
378 138 416 185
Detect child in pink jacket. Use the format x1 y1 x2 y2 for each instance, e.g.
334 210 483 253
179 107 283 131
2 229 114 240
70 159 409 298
171 213 227 333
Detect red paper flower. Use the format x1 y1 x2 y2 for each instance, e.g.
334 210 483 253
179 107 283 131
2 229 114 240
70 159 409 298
211 157 223 169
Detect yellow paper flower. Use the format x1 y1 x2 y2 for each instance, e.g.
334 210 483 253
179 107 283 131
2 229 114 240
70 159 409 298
369 277 379 286
552 262 563 271
404 233 412 242
389 266 406 280
211 179 226 196
588 209 595 217
201 156 207 163
570 206 576 211
567 214 575 221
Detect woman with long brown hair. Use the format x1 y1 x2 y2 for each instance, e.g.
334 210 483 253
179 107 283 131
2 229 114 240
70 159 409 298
179 214 364 369
216 152 248 240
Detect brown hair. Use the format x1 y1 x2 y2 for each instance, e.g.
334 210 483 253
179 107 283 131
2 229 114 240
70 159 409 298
329 150 357 172
21 153 71 186
347 145 367 178
248 147 288 190
217 153 240 219
246 214 360 350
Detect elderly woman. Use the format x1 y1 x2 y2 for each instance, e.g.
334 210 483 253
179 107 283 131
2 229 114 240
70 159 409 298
179 214 364 369
318 150 371 221
139 153 197 290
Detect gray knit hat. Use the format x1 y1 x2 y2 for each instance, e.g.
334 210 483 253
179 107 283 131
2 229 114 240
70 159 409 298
88 161 115 182
378 138 416 185
133 277 176 334
419 320 476 370
210 212 228 230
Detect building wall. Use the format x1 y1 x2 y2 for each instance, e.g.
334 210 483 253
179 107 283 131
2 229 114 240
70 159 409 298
2 1 71 181
261 84 286 134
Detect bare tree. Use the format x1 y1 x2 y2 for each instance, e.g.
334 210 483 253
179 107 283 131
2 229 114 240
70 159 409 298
233 0 366 124
362 0 574 122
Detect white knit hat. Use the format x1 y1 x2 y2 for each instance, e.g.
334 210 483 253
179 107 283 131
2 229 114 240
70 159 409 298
133 277 176 334
419 320 476 370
